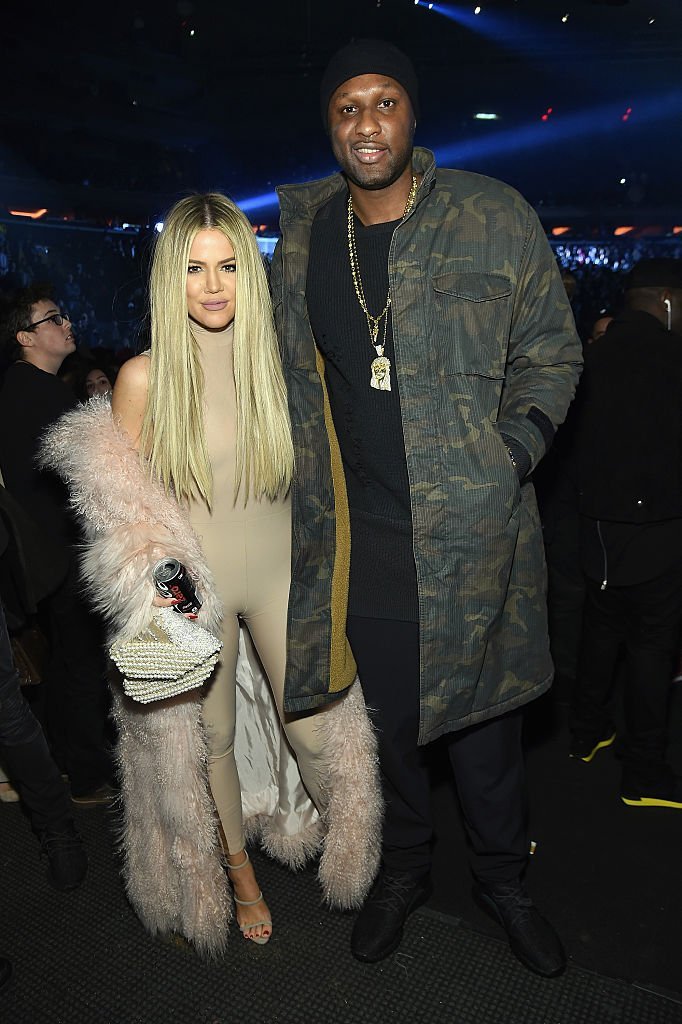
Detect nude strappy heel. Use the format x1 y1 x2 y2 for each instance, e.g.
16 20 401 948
227 849 272 945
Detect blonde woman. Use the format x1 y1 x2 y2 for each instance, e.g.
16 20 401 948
41 194 381 955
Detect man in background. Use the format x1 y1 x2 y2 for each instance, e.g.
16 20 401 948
0 284 114 804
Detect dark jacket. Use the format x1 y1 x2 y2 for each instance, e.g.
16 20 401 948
576 309 682 523
0 361 78 546
272 147 583 743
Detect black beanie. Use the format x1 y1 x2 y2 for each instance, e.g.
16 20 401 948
320 38 420 127
624 258 682 291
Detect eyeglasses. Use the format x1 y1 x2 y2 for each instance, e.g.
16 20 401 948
26 312 71 330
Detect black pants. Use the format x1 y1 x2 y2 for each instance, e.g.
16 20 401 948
41 559 112 796
347 616 529 885
571 565 682 773
0 601 72 833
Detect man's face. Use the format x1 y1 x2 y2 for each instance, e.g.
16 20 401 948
21 300 75 368
327 74 415 192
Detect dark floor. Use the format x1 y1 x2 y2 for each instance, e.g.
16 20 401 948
2 685 682 1024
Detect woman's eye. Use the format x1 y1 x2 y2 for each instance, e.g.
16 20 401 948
222 263 236 273
187 265 201 274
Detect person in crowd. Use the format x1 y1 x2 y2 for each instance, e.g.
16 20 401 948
83 366 113 398
0 600 87 890
586 313 614 345
40 193 380 954
570 259 682 808
271 39 582 977
0 287 114 805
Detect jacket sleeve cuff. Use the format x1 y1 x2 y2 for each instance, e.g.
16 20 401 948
500 432 531 481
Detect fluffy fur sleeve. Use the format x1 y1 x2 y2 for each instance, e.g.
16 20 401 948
38 397 221 642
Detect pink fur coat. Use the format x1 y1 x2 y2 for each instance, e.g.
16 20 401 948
40 397 381 956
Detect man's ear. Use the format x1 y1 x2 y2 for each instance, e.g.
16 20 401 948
16 330 33 350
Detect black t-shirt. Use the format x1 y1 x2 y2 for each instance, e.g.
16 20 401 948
306 189 418 621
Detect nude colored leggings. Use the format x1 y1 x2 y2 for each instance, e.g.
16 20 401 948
199 504 326 854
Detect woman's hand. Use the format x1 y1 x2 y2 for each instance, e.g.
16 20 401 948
152 594 198 619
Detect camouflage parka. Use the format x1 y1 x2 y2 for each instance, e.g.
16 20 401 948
272 147 582 744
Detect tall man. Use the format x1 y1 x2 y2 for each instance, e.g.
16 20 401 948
272 40 582 976
570 259 682 807
0 285 113 804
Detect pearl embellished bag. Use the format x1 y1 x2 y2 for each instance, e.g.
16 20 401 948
110 607 222 703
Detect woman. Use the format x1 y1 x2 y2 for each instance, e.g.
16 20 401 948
40 194 381 954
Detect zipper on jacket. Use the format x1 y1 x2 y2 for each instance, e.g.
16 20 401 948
597 519 608 590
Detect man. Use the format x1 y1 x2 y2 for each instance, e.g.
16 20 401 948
0 285 114 804
587 314 613 345
272 40 582 976
570 259 682 808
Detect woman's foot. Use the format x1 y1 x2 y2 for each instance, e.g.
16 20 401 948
227 849 272 944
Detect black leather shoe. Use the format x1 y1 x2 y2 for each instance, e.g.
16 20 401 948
39 822 88 891
474 881 566 978
351 869 432 963
0 956 13 991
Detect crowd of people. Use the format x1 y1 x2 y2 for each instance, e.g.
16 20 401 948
1 38 681 1002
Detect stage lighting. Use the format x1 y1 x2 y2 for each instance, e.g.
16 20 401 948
614 226 634 236
9 208 47 219
154 222 164 233
474 112 499 120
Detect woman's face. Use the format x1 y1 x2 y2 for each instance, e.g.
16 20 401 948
85 368 112 397
186 228 236 330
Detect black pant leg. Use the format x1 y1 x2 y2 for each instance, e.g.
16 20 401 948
43 560 112 795
0 601 72 832
346 616 431 875
447 710 529 885
570 578 626 737
622 564 682 771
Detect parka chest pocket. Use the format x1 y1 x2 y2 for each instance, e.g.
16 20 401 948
431 272 512 379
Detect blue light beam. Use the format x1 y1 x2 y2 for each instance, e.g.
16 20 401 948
434 91 682 169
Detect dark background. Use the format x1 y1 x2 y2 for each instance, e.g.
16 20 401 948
1 0 681 227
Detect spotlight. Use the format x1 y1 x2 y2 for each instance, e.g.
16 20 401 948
619 177 626 184
474 112 499 120
154 222 164 233
561 13 569 22
614 226 634 236
474 5 481 12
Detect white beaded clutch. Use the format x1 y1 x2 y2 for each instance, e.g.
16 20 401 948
110 607 222 703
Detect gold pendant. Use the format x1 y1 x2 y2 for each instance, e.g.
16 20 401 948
370 353 391 391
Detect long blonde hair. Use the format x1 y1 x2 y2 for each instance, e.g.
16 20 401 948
141 193 293 507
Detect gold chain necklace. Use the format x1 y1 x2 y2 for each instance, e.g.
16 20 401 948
347 174 418 392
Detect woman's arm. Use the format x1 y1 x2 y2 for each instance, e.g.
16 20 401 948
111 355 150 451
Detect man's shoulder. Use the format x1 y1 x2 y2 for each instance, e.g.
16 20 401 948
0 363 76 419
434 165 530 213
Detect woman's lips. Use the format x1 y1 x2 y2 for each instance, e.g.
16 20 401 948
202 301 228 309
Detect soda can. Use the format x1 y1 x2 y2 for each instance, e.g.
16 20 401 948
152 558 202 615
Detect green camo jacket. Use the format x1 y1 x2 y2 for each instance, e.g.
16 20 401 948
272 147 582 744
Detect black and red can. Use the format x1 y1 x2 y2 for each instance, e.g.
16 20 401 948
152 558 202 615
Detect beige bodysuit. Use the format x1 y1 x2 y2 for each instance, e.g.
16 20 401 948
189 320 325 853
